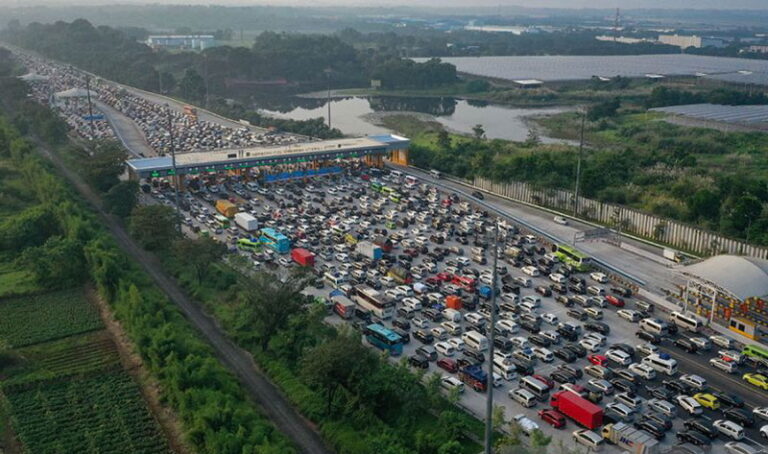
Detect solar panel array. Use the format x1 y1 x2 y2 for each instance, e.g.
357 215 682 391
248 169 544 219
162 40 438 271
651 103 768 125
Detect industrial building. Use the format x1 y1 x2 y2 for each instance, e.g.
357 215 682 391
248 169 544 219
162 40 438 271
146 35 215 51
658 34 727 49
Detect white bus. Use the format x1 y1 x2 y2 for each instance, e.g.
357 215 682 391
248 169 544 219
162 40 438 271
642 353 679 376
430 169 442 179
670 311 702 333
352 285 395 319
324 272 347 289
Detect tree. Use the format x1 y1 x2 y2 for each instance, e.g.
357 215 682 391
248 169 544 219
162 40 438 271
530 429 552 450
129 205 178 250
720 194 763 236
179 68 206 102
173 236 226 284
687 189 720 221
436 129 451 150
18 236 86 289
81 140 126 192
587 97 620 121
0 338 16 371
472 124 485 140
437 441 463 454
104 181 139 217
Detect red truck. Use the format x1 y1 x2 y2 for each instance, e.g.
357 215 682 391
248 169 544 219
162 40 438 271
550 390 603 430
291 248 315 267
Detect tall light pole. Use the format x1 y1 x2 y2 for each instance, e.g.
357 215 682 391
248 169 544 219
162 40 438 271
166 104 182 234
573 109 586 217
484 217 499 454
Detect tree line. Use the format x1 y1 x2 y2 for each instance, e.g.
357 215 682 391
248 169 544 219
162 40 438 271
645 86 768 108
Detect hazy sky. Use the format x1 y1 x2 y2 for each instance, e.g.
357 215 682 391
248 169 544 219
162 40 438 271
4 0 768 8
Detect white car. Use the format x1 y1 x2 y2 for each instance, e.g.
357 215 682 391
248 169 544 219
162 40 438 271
584 332 606 345
572 429 603 450
714 419 745 441
753 407 768 422
430 327 448 341
588 379 614 395
628 363 656 380
760 425 768 441
689 337 712 351
510 336 531 350
465 312 484 326
522 295 541 307
579 338 602 352
497 320 520 334
448 337 465 352
590 272 608 283
710 335 736 350
605 349 632 366
542 313 559 325
435 341 456 357
680 374 707 391
440 376 464 393
553 216 568 225
617 309 641 323
549 273 566 284
636 343 659 357
412 317 430 329
676 395 702 416
396 285 413 297
710 357 738 373
521 266 540 277
513 414 539 436
540 330 561 344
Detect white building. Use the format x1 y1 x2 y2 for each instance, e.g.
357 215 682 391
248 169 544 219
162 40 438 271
146 35 215 51
658 34 727 49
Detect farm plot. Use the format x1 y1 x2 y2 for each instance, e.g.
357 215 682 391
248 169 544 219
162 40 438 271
3 371 170 454
0 287 102 347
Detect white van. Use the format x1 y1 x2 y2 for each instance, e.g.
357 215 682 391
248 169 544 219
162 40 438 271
628 363 656 380
403 297 423 311
521 266 540 277
441 321 462 336
462 330 489 352
642 353 678 376
549 273 567 284
443 308 462 323
493 358 518 381
509 388 537 408
532 347 554 363
520 376 550 401
639 318 669 336
676 395 702 416
522 295 541 308
714 420 745 441
572 429 604 451
456 256 471 267
648 398 678 418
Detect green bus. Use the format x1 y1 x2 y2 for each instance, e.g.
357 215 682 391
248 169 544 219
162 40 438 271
389 193 401 203
237 238 262 252
382 186 395 195
215 214 230 228
370 181 383 192
742 344 768 362
554 244 591 272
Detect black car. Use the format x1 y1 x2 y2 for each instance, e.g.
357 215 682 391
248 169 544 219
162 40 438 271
723 408 755 427
646 386 676 401
634 420 666 440
557 327 579 342
423 308 443 323
567 309 587 321
511 360 534 376
614 369 640 384
676 431 710 447
611 286 633 297
683 419 719 439
494 337 514 352
392 327 410 344
568 284 586 295
640 412 674 431
549 371 576 384
408 354 429 369
713 391 745 408
674 338 698 354
413 329 434 345
392 318 411 331
397 307 416 319
463 349 486 364
663 380 693 396
551 284 569 295
609 343 636 358
636 330 662 344
611 378 636 394
554 348 577 363
520 319 541 334
535 286 552 297
555 364 583 380
471 191 485 200
584 321 610 335
456 357 478 369
529 334 552 348
563 343 587 358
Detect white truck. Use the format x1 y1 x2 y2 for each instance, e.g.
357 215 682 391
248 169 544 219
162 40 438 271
234 212 258 232
601 423 660 454
355 241 382 260
663 247 683 263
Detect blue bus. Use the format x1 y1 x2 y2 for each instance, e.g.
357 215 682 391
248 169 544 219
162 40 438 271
364 324 403 356
260 228 290 254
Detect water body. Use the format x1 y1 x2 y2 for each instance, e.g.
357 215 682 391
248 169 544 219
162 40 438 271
258 95 570 142
415 54 768 84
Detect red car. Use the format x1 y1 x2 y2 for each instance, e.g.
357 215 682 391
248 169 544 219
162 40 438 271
532 374 555 390
437 358 458 374
436 272 453 282
605 295 625 307
426 277 441 286
538 409 566 429
587 354 608 367
361 174 370 181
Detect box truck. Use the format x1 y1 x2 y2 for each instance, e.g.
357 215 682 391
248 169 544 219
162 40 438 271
601 423 660 454
356 241 383 260
291 248 315 267
663 248 683 263
550 391 603 429
216 199 237 218
234 212 258 232
330 292 356 319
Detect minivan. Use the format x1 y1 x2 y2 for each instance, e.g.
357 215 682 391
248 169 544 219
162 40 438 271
648 398 678 418
442 308 462 323
614 392 644 411
520 376 550 400
509 387 538 408
585 307 604 320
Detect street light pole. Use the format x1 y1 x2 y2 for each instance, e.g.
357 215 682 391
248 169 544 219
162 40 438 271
166 105 182 234
484 217 499 454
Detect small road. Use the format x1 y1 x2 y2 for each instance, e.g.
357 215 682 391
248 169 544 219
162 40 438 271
96 100 156 158
35 143 332 454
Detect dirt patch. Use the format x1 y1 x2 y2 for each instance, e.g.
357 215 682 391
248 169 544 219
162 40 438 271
85 285 191 454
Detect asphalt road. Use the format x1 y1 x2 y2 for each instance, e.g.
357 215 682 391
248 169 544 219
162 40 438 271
35 142 332 454
96 100 156 158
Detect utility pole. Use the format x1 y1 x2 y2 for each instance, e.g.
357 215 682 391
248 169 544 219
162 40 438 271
85 75 96 139
484 217 499 454
573 110 586 216
166 105 182 234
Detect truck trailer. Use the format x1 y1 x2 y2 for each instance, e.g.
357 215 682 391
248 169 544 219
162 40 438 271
234 212 258 232
215 199 237 218
291 248 315 267
330 292 356 320
601 423 660 454
356 241 383 261
550 391 603 430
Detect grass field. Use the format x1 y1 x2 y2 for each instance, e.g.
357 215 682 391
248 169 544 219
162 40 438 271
3 371 170 454
0 287 102 348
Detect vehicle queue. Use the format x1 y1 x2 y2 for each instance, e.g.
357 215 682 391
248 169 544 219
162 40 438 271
145 166 768 454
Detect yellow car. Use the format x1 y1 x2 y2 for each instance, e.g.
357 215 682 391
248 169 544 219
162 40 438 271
693 393 720 410
743 373 768 390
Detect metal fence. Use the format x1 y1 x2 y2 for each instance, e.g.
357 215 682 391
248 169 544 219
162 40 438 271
469 176 768 260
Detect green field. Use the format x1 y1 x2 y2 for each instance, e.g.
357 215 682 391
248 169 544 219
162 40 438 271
0 287 102 348
3 371 170 454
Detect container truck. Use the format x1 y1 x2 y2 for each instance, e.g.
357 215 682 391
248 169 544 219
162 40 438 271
372 235 393 253
550 390 603 429
663 248 683 263
458 365 488 392
216 199 237 218
601 423 660 454
356 241 383 260
234 212 258 232
291 248 315 267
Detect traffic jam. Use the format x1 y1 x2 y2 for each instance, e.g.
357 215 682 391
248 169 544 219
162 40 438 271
145 166 768 454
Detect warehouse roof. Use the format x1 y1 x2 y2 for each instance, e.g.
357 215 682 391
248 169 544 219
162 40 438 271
681 255 768 300
652 103 768 125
